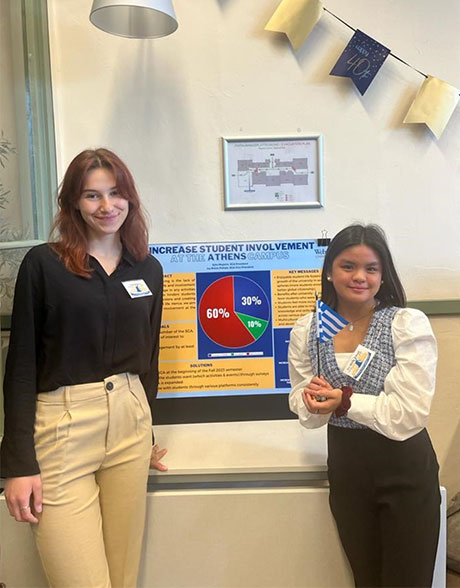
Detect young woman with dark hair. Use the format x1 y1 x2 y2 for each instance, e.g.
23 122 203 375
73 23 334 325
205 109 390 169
288 223 440 588
2 148 166 587
320 224 407 310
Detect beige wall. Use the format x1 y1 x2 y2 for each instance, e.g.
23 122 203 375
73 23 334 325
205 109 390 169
429 316 460 501
47 0 460 301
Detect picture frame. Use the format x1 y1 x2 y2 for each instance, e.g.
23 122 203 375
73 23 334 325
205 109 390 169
222 135 324 210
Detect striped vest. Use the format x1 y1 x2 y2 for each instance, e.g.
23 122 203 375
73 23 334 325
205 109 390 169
308 306 399 429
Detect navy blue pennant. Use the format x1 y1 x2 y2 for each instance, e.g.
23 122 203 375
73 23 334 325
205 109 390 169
330 29 390 95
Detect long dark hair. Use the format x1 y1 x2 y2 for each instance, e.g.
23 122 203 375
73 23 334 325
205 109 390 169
50 148 149 278
321 224 406 309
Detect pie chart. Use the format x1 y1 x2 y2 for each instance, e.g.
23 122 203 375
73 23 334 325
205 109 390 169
198 275 270 348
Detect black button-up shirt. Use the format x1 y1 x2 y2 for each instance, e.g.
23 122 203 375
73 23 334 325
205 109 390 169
1 244 163 477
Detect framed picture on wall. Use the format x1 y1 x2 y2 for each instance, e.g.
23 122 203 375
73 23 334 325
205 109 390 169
222 135 324 210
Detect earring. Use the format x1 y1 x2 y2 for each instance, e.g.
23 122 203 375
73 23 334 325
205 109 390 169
327 276 332 282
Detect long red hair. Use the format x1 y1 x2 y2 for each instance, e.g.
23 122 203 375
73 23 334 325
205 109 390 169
50 148 149 278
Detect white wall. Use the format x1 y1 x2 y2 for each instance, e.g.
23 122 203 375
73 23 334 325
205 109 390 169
47 0 460 301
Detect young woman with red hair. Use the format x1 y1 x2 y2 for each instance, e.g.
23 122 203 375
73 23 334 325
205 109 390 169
2 148 165 587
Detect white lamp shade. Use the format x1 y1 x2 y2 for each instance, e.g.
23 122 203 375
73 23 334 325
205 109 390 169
90 0 178 39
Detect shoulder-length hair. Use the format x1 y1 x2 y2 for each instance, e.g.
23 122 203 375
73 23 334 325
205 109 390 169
50 148 149 278
321 224 406 309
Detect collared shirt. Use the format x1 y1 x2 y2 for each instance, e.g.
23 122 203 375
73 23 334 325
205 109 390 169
1 243 163 477
288 307 437 441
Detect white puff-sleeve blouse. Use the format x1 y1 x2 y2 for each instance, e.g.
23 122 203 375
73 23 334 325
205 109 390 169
288 307 437 441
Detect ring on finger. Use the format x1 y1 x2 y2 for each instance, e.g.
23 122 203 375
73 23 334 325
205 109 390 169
19 505 31 511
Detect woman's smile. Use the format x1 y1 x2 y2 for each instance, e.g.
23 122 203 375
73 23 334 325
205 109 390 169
77 168 129 239
329 244 382 309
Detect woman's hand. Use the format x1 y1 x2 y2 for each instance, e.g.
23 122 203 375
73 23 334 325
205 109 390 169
302 376 343 415
150 444 168 472
4 475 42 523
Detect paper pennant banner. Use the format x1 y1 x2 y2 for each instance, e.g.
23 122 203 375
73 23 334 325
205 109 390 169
403 76 459 139
330 30 390 95
265 0 323 52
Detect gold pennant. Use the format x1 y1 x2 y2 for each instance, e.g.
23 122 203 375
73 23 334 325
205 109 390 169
265 0 323 52
403 76 459 139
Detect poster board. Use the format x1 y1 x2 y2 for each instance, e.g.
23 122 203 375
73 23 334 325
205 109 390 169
150 239 327 423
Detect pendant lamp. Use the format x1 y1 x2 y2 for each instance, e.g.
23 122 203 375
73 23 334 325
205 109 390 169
90 0 178 39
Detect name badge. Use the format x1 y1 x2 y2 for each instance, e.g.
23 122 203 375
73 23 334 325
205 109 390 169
122 279 153 299
343 344 375 381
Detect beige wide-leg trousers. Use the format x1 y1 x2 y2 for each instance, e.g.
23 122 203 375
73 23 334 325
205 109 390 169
33 373 152 588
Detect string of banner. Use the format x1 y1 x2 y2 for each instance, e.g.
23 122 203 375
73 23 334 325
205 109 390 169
264 0 459 139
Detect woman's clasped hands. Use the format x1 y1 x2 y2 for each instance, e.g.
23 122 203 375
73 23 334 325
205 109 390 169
302 376 343 415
